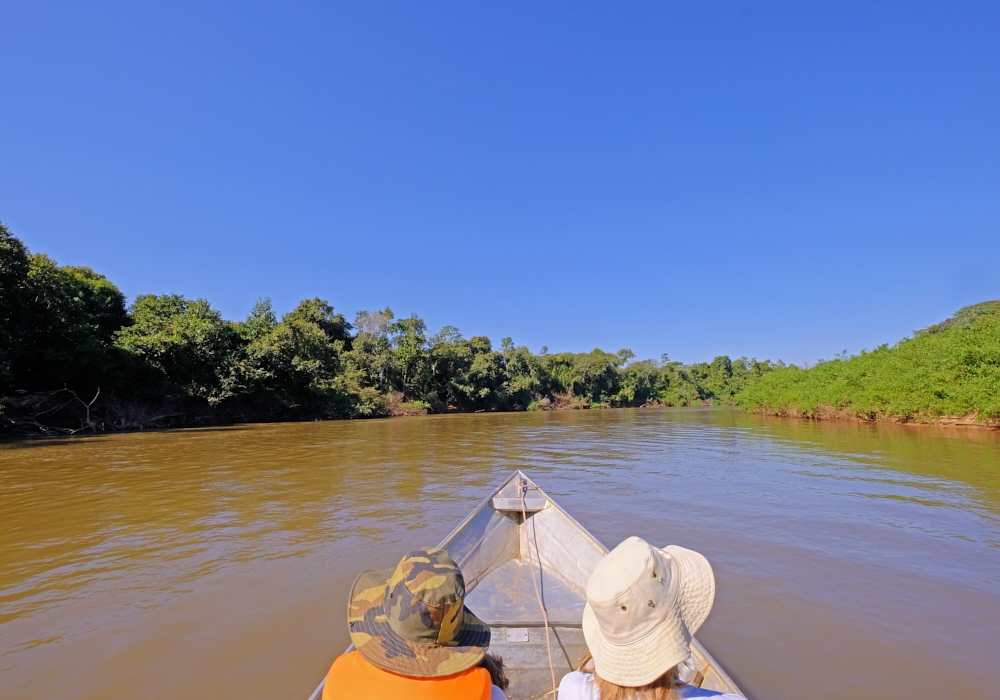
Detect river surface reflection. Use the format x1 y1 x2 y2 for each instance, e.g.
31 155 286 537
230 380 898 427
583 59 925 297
1 409 998 699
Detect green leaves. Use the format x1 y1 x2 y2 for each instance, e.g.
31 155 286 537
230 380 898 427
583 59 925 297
0 239 130 393
115 295 238 403
0 221 788 431
110 294 364 418
32 218 1000 433
736 301 1000 422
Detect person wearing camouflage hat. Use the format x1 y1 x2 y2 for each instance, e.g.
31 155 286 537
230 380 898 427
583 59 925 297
322 547 503 700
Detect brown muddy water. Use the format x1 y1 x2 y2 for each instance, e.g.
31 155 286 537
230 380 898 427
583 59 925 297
1 409 998 700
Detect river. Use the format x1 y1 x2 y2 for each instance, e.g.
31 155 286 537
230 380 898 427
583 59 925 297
1 409 998 699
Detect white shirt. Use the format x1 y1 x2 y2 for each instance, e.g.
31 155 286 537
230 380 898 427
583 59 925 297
558 671 746 700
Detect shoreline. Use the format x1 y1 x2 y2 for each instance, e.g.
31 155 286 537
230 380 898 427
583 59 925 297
0 399 713 438
7 402 1000 441
748 406 1000 431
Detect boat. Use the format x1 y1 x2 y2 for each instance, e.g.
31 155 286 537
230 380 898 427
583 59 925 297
307 471 744 699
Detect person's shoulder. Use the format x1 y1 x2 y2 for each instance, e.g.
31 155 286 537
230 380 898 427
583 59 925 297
678 685 747 700
558 671 599 700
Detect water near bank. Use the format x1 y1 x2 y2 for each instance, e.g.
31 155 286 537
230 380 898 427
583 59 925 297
1 409 998 700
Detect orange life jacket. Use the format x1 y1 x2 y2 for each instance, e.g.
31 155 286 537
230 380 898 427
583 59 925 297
322 650 492 700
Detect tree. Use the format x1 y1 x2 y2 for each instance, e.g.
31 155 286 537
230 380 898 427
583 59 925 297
1 222 803 432
389 315 430 395
0 222 30 385
284 297 352 344
616 359 659 405
500 340 542 409
572 349 624 402
238 297 278 342
115 295 238 404
425 327 475 408
344 308 395 390
224 298 351 419
4 249 129 392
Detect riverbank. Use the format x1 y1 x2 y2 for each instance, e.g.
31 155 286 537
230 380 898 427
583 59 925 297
745 406 1000 430
4 222 998 436
736 300 1000 429
0 390 723 436
1 223 776 436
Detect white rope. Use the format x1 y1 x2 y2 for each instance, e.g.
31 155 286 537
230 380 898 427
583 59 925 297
521 476 558 698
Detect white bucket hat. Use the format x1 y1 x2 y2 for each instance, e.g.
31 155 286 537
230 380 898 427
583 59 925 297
581 536 716 687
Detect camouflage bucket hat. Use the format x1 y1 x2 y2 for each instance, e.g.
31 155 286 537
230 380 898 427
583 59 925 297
348 547 491 678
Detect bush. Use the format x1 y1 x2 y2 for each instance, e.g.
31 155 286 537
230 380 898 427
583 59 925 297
736 301 1000 423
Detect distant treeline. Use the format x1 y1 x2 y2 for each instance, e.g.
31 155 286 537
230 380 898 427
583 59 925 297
736 300 1000 426
0 223 781 435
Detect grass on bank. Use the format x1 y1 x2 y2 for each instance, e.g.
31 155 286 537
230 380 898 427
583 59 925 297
736 301 1000 424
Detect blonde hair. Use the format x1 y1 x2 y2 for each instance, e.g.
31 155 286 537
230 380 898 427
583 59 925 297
578 651 680 700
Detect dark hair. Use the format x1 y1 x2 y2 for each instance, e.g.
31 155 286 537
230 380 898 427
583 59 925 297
479 653 509 692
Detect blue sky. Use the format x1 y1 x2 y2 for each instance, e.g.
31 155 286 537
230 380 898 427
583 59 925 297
2 1 998 365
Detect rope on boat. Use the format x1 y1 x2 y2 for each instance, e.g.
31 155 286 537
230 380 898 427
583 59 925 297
520 475 558 699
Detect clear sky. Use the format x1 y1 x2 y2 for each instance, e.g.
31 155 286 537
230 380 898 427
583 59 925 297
2 2 998 365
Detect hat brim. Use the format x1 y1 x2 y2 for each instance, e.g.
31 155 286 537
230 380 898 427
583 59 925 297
347 567 491 678
582 545 715 687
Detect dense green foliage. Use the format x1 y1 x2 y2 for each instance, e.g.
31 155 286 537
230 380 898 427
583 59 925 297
1 223 131 396
0 225 775 433
6 223 997 434
736 301 1000 423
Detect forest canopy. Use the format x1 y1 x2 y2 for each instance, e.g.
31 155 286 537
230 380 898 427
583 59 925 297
5 222 997 434
0 223 777 434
